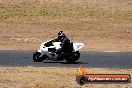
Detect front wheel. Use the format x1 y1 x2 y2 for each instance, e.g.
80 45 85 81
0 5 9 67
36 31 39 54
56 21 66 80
65 51 80 63
33 52 43 62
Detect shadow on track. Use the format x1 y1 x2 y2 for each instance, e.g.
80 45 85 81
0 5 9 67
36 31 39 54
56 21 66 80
44 61 88 64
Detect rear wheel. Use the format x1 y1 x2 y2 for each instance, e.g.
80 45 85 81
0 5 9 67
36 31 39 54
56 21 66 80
33 52 43 62
65 51 80 63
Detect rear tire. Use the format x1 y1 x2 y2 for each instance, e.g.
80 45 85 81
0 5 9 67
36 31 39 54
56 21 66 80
33 52 43 62
65 51 80 63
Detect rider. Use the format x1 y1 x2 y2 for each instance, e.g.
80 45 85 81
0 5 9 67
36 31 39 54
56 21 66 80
52 31 73 54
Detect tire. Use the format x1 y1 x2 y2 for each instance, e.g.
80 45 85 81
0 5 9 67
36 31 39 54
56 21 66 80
65 51 80 63
73 51 80 61
33 52 43 62
76 75 87 85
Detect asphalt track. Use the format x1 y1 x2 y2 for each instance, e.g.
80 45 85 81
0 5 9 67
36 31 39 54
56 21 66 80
0 50 132 68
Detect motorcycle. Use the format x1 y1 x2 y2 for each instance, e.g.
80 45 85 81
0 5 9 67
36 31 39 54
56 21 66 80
33 40 84 63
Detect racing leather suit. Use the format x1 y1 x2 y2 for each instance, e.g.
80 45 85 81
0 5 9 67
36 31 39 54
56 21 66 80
52 37 73 54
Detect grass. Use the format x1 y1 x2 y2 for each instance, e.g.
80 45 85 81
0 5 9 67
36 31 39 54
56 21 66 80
0 0 132 22
0 0 132 51
0 67 132 88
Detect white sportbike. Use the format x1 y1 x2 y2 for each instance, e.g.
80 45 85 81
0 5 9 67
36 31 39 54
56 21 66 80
33 40 84 63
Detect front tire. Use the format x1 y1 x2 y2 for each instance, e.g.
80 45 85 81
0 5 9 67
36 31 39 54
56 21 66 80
33 52 43 62
65 51 80 63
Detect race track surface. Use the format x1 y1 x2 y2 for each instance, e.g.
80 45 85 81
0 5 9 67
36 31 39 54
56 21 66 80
0 50 132 68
